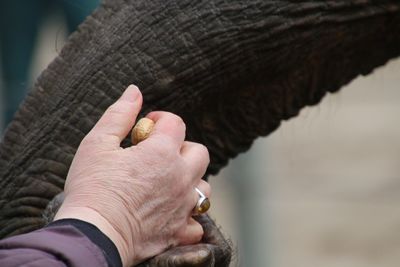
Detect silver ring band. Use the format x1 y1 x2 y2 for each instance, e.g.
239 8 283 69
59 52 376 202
194 187 210 214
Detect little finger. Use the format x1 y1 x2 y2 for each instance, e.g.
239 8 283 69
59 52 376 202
176 218 204 246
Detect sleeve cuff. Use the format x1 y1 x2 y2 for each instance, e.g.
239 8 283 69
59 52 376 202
47 219 122 267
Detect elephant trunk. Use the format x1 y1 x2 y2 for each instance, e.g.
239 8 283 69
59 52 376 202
1 0 400 238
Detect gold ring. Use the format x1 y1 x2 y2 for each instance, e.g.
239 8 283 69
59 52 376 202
194 187 210 214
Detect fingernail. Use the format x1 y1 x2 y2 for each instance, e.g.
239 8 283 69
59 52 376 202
122 84 141 101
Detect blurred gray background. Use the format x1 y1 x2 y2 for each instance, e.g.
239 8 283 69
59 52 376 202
1 9 400 267
211 58 400 266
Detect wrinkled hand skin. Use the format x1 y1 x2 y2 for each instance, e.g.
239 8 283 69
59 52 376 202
44 193 232 267
138 215 232 267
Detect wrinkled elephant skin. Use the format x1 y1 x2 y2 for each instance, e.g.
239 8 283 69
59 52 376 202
1 1 400 266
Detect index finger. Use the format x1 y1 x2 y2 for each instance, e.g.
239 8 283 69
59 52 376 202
144 111 186 150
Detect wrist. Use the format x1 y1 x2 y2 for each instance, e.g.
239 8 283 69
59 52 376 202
54 205 131 267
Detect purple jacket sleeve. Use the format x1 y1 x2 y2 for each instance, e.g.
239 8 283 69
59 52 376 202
0 222 111 267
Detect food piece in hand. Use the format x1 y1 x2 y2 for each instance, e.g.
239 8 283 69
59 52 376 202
131 118 155 144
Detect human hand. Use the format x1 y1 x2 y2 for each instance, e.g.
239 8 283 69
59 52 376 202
54 85 211 267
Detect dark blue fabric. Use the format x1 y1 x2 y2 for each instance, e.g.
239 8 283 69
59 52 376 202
0 0 100 128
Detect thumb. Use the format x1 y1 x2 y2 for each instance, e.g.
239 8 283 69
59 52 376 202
88 85 143 146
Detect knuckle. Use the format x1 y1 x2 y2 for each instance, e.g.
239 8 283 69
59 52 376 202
194 225 204 243
202 182 212 198
107 101 130 116
106 103 120 114
80 133 108 148
168 113 186 129
197 144 210 164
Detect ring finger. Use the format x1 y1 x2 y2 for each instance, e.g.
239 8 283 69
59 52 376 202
188 180 211 215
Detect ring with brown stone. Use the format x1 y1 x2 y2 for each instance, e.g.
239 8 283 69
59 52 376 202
194 187 211 214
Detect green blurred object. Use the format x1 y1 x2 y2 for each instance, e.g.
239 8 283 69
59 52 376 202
0 0 100 129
